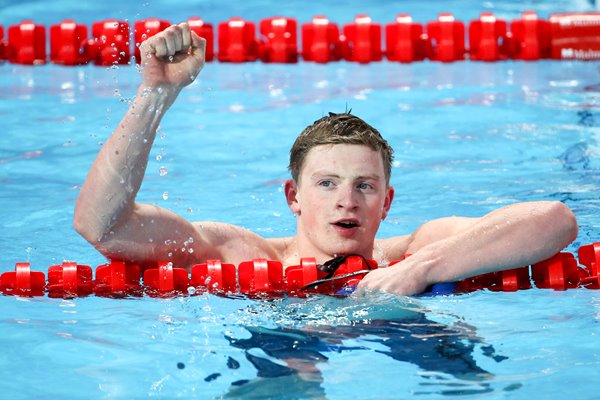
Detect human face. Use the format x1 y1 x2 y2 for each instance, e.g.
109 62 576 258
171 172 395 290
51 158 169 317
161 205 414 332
285 144 394 261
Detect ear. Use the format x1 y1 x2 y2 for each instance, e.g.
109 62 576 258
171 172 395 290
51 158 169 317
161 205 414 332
381 185 395 220
284 179 301 214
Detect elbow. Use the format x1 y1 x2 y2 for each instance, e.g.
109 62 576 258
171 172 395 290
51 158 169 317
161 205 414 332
73 206 95 244
74 213 90 241
546 201 578 248
73 200 104 245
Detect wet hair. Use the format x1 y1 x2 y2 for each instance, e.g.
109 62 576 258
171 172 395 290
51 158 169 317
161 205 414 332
288 112 394 184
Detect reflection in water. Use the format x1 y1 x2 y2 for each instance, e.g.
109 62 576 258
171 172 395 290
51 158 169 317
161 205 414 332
219 305 507 398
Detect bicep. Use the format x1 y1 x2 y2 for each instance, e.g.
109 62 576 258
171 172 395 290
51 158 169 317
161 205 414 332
406 216 478 254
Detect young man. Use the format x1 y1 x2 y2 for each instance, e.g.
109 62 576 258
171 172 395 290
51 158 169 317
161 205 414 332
74 23 578 295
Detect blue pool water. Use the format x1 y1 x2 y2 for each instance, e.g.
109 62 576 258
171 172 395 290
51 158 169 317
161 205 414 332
2 0 600 399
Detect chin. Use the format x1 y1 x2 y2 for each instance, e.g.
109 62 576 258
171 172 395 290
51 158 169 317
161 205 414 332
327 242 371 258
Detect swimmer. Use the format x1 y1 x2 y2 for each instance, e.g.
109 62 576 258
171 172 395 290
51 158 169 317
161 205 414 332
73 23 578 295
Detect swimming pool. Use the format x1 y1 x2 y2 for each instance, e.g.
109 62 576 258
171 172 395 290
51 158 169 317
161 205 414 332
2 0 600 398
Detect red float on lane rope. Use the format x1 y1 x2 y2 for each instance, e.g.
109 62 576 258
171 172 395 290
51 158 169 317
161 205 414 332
286 258 318 295
259 17 298 63
217 17 260 62
7 20 46 65
0 25 6 61
191 259 236 294
509 11 552 60
239 259 284 296
94 260 142 297
47 261 94 298
143 261 190 296
342 14 383 63
426 13 466 62
301 16 342 63
531 252 582 290
50 20 93 65
0 262 46 296
468 12 510 61
91 20 130 66
578 242 600 288
385 14 428 63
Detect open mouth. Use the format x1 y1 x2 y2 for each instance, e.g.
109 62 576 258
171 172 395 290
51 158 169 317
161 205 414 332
333 220 360 229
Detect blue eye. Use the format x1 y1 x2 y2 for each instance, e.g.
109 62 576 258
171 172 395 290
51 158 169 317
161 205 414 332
357 182 373 190
319 180 333 187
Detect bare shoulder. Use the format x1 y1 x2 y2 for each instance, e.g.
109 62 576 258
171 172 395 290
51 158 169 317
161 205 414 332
191 221 293 264
375 235 412 263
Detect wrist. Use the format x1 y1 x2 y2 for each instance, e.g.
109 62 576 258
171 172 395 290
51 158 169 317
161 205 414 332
135 84 181 114
408 245 447 288
138 83 181 100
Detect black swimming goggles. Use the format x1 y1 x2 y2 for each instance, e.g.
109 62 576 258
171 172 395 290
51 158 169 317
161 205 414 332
300 254 375 291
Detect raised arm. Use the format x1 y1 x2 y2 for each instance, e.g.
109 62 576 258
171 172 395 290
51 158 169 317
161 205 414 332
74 23 207 266
359 201 578 295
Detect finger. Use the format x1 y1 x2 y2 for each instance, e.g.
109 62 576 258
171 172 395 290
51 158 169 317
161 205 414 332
151 36 168 58
179 22 191 50
170 26 184 53
190 32 206 59
190 31 205 49
162 27 179 57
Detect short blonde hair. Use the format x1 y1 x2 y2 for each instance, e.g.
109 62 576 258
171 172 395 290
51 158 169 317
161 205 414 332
289 112 394 184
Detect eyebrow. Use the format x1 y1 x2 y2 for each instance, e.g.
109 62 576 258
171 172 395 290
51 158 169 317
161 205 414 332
310 171 383 181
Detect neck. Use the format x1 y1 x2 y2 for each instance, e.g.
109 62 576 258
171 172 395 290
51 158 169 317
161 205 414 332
293 226 375 265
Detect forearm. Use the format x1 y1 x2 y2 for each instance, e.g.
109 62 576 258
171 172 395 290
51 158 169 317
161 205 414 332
74 85 181 242
415 201 578 285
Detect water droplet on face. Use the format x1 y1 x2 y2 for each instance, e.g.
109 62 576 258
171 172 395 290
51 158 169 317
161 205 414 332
168 55 174 62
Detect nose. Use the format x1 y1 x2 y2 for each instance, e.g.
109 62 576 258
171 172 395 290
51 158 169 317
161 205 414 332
336 184 359 210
